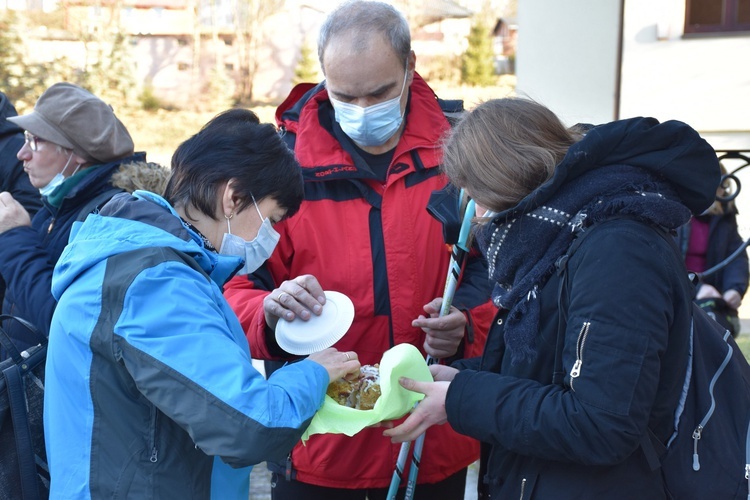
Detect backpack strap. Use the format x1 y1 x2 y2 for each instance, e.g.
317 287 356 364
0 315 47 363
437 98 465 127
552 225 598 384
76 187 124 223
3 363 42 500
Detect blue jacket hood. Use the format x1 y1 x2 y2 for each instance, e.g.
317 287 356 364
495 117 720 222
52 190 243 299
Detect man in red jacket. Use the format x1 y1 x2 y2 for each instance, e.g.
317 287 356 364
224 1 495 498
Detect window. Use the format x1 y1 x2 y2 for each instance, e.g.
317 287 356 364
685 0 750 33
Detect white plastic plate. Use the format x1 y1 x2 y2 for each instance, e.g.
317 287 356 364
275 290 355 355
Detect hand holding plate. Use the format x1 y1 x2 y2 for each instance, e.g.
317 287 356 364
263 274 326 330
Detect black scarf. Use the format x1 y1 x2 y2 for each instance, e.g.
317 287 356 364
476 165 692 364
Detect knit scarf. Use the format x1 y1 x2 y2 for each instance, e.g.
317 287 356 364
476 165 692 364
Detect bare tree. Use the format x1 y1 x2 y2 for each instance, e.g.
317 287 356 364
231 0 284 104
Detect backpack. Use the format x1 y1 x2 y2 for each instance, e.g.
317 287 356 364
695 297 741 338
0 315 49 500
75 187 123 223
556 218 750 499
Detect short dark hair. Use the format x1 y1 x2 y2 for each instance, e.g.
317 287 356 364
164 109 304 221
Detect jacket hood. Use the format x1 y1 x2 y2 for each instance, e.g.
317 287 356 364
0 92 22 137
52 191 242 299
496 117 720 221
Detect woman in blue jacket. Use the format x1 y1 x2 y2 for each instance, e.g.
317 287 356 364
384 98 720 498
44 109 361 499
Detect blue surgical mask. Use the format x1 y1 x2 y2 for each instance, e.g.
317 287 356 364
219 200 280 275
39 153 80 197
329 65 409 147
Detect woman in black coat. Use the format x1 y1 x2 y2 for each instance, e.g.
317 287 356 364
675 169 749 337
384 98 720 499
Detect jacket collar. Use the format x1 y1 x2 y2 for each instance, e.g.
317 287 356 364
279 73 449 183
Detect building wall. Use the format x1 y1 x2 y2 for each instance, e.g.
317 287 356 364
619 0 750 150
515 0 621 127
9 0 473 106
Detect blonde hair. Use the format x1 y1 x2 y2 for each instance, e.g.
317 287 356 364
706 162 735 216
441 98 583 213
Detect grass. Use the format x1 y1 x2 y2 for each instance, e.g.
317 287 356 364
736 334 750 362
119 106 276 168
118 76 518 168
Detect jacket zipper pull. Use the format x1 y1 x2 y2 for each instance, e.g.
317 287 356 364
692 426 702 471
47 217 56 234
570 321 590 380
285 453 293 481
570 360 582 378
150 447 158 463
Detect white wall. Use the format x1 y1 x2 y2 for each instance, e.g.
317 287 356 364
619 0 750 151
516 0 621 127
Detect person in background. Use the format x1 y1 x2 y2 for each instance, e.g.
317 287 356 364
384 97 720 498
675 163 749 337
0 91 43 308
224 2 495 498
0 91 42 217
0 82 144 354
44 108 361 499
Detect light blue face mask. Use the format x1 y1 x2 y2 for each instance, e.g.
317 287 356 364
219 199 280 275
39 152 80 197
329 64 409 147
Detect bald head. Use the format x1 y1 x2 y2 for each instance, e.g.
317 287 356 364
318 1 411 70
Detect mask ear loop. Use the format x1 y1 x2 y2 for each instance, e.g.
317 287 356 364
250 193 264 222
58 152 75 177
225 213 234 234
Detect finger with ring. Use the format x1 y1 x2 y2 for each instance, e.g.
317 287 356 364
278 291 289 303
344 352 351 361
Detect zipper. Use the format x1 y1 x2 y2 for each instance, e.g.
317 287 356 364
47 217 56 234
149 407 159 463
745 418 749 492
519 477 526 499
569 321 591 391
285 453 294 481
691 331 734 471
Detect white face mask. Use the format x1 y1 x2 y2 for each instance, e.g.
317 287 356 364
219 199 280 275
329 64 409 147
39 152 81 197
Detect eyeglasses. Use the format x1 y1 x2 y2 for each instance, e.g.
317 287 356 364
23 131 47 152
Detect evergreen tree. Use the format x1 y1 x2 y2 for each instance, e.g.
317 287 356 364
81 29 138 106
0 11 27 104
293 41 318 85
461 20 496 86
0 11 77 110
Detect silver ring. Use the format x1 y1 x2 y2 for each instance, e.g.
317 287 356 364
277 291 289 303
344 352 351 361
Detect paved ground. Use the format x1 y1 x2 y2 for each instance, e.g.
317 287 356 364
248 464 271 500
248 460 479 500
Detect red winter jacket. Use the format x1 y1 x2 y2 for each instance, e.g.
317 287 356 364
224 74 496 489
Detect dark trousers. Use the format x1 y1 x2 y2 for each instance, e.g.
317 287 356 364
270 467 467 500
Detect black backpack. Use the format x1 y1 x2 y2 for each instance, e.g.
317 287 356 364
556 219 750 499
0 315 49 500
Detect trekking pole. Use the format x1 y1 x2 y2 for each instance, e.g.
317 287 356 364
386 194 476 500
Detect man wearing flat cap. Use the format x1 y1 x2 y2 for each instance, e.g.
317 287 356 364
0 82 145 354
